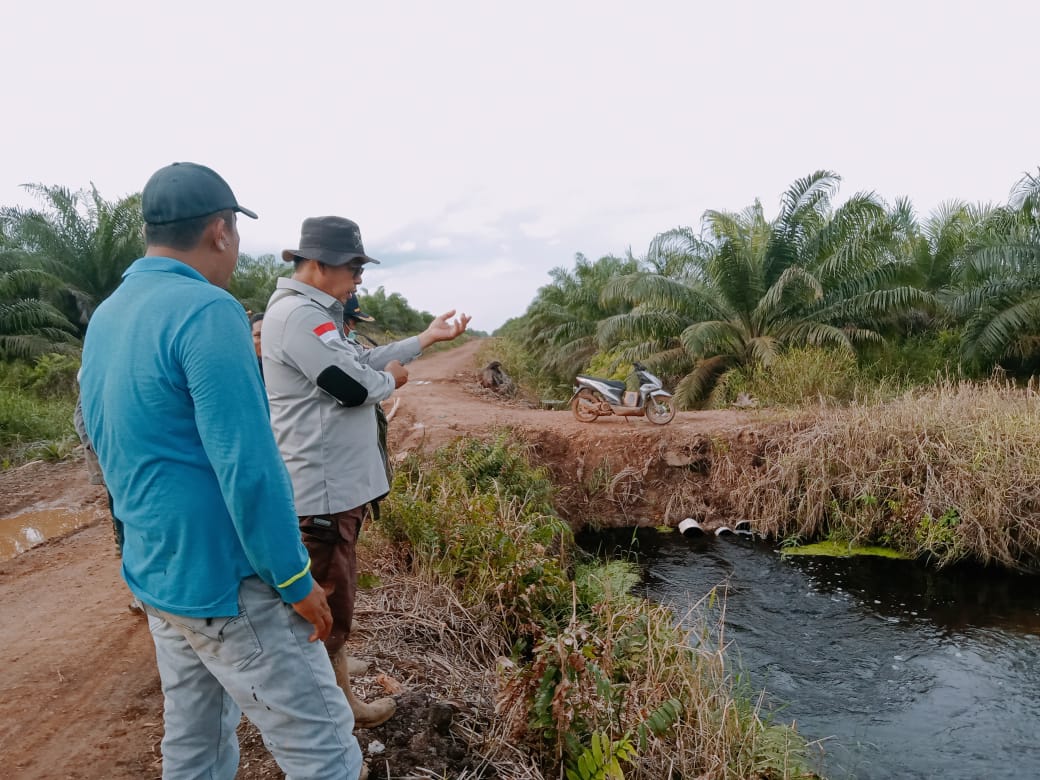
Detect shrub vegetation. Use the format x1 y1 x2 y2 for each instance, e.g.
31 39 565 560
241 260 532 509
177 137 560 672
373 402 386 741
0 354 77 465
380 434 817 778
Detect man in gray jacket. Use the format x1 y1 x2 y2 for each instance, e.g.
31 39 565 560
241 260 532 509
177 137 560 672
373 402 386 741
262 216 469 727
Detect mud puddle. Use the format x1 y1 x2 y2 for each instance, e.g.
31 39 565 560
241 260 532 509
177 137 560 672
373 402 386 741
0 506 101 560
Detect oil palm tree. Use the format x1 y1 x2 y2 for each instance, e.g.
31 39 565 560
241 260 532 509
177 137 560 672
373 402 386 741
599 171 925 407
227 253 290 314
948 170 1040 367
1011 168 1040 219
879 197 1001 337
0 184 144 332
521 252 638 386
354 286 434 336
0 255 78 359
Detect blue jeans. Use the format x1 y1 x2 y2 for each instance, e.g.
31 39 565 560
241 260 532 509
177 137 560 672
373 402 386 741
145 576 363 780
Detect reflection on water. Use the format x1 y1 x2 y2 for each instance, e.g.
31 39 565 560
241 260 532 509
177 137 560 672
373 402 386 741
0 508 100 560
582 528 1040 780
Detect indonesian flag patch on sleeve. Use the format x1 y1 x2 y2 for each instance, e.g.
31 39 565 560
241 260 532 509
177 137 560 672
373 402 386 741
312 321 340 344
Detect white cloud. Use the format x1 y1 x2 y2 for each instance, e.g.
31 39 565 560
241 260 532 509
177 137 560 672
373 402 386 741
1 0 1038 333
471 257 524 280
519 218 559 241
370 256 538 333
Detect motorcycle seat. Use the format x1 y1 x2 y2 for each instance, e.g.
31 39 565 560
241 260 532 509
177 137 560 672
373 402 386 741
577 375 627 392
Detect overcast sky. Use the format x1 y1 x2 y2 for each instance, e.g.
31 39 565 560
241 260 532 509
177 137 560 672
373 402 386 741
2 1 1037 331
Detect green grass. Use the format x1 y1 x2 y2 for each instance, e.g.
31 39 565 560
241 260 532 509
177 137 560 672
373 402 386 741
0 354 80 465
0 386 76 465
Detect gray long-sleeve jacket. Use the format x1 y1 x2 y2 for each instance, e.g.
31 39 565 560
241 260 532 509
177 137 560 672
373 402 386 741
74 382 105 486
261 278 421 516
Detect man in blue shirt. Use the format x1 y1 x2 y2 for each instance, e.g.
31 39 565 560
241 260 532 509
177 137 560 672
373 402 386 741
80 162 365 780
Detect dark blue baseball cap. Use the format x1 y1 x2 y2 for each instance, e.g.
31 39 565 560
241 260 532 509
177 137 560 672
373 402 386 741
142 162 258 224
345 293 375 322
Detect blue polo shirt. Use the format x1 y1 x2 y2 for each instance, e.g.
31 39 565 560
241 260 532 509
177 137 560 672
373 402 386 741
80 257 314 616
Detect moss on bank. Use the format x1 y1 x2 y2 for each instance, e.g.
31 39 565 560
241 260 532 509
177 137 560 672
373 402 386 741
780 540 909 559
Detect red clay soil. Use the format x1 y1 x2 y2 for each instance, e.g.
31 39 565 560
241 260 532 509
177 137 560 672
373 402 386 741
0 339 757 779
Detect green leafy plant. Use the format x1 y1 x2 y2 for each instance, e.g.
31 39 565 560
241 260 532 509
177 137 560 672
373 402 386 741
914 508 962 558
382 434 572 641
227 253 289 313
0 362 76 464
26 352 80 398
1 183 144 331
635 698 683 750
28 435 78 462
566 732 635 780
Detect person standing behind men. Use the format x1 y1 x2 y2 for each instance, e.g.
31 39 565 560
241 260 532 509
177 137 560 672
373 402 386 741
80 164 365 780
261 216 470 727
340 296 395 520
250 311 265 376
343 293 375 344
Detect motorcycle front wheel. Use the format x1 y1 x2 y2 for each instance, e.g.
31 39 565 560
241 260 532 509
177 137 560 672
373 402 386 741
645 396 676 425
571 389 601 422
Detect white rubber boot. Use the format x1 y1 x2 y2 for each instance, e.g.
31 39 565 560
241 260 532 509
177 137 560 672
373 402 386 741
332 649 397 729
345 656 372 677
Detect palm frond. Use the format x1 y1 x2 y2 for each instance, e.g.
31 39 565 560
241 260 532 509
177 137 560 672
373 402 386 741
597 308 688 348
678 320 744 360
646 227 713 280
601 272 714 315
962 242 1040 278
755 266 823 322
1010 168 1040 217
674 355 736 408
1 183 145 326
744 335 781 366
962 293 1040 363
777 170 841 224
776 321 857 354
815 285 931 326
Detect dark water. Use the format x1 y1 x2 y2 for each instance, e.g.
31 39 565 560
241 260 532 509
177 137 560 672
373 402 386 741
581 528 1040 780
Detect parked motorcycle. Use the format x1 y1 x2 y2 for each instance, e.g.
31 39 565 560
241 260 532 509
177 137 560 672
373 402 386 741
569 362 676 425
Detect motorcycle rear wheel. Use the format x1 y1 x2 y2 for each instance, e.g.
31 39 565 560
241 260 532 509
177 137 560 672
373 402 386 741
571 389 600 422
645 396 676 425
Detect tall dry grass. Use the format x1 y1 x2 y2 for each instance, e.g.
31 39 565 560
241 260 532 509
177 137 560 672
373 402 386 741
711 379 1040 570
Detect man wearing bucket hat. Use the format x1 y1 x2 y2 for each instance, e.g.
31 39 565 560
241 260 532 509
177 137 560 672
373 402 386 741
80 165 365 778
261 216 469 728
